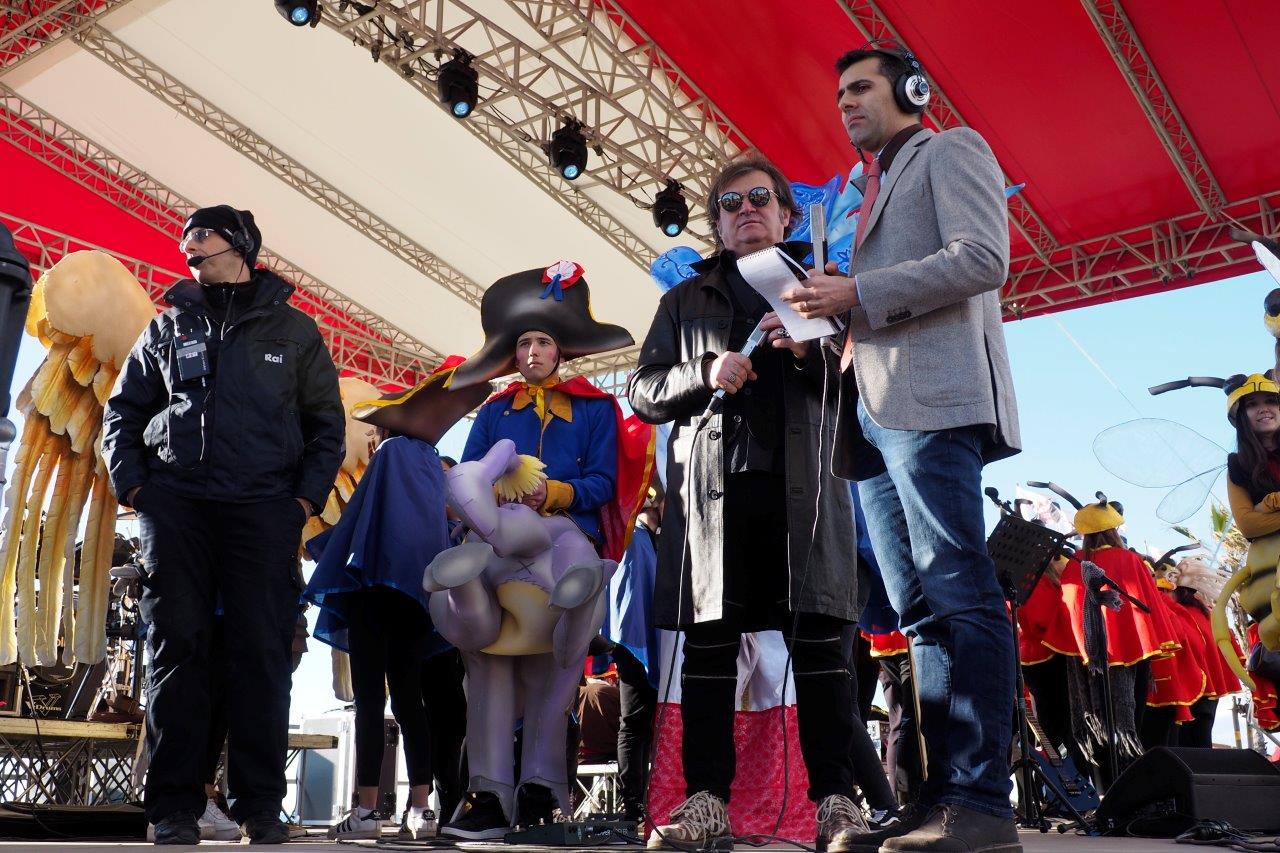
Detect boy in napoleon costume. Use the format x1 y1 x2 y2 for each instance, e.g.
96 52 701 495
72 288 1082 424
441 261 651 837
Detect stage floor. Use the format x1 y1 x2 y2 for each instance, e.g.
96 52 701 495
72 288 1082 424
0 829 1200 852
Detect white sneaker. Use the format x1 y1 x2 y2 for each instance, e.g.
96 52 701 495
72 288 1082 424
647 791 731 849
327 808 382 840
199 798 241 841
399 806 438 840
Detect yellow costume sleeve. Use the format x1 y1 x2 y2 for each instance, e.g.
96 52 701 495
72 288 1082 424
542 479 574 513
1227 478 1280 540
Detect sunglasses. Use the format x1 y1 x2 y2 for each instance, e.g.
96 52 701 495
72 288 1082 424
179 227 221 253
717 186 775 213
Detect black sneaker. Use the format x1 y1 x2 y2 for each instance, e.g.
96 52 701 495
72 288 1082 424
441 792 510 840
837 802 929 853
240 812 290 845
153 810 200 846
516 783 558 827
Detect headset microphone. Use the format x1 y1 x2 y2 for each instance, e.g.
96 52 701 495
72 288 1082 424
186 247 236 268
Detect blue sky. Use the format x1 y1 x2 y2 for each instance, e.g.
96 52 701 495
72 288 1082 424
4 266 1275 735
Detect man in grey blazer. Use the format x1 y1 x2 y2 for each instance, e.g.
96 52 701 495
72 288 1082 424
784 44 1022 853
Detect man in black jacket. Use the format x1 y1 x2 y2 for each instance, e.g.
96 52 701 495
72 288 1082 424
102 205 344 846
628 156 863 852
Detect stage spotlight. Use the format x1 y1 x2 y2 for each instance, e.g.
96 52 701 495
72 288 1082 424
652 179 688 237
548 120 588 181
275 0 320 26
437 51 478 118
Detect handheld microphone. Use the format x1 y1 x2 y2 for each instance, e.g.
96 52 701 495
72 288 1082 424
186 247 236 268
695 317 770 431
809 203 827 274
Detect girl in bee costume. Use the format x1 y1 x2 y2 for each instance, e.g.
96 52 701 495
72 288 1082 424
1030 483 1179 783
1219 373 1280 684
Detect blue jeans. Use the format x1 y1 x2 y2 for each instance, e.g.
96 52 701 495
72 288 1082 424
855 401 1014 817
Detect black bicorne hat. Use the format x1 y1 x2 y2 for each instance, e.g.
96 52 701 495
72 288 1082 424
448 261 633 389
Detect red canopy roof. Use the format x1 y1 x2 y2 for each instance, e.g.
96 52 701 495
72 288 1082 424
3 0 1279 392
616 0 1280 315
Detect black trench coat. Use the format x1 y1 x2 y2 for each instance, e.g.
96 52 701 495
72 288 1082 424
627 248 862 629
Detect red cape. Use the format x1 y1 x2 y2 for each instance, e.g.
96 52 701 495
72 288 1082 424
489 377 654 561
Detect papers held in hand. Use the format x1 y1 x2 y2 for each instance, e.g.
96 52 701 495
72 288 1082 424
735 247 839 342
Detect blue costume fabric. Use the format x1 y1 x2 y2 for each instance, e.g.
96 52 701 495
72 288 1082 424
851 481 898 634
460 391 618 544
303 436 450 652
603 523 660 688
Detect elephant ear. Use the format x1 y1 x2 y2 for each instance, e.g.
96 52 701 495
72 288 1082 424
551 559 617 668
0 251 154 667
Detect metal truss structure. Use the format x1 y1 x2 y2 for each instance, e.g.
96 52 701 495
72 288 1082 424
3 0 1276 382
0 0 125 73
560 343 640 396
0 88 444 389
72 25 486 309
0 719 138 805
1003 191 1278 317
837 0 1061 262
499 0 748 187
318 0 707 271
322 1 727 240
1081 0 1225 216
838 0 1269 319
2 206 440 389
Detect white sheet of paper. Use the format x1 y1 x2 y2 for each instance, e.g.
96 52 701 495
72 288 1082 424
735 247 838 342
1252 241 1280 286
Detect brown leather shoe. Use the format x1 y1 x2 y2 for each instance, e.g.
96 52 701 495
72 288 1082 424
816 794 869 852
881 804 1021 853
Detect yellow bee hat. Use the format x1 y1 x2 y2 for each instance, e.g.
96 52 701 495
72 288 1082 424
1149 371 1278 425
1226 372 1280 425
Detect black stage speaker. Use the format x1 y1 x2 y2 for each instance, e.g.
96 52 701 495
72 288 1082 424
1096 747 1280 835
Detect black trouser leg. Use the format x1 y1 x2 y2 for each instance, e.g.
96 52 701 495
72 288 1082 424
790 613 856 802
382 590 433 787
1176 698 1217 748
1140 706 1176 750
613 644 657 819
880 655 922 805
347 587 433 787
853 630 880 725
1131 659 1151 734
137 489 220 824
348 595 391 788
203 618 229 788
217 498 308 821
679 622 740 801
842 626 895 810
422 649 466 820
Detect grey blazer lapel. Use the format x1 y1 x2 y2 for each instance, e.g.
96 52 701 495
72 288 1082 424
859 129 932 245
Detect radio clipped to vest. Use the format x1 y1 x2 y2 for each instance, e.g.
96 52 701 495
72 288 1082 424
174 312 211 382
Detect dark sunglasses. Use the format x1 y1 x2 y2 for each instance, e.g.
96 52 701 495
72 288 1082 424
717 186 775 213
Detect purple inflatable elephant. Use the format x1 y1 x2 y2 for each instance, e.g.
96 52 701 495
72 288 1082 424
424 438 617 823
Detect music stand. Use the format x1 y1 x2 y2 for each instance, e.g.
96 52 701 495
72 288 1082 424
986 516 1091 833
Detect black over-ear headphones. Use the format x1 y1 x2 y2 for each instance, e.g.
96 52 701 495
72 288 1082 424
228 208 253 258
861 42 931 114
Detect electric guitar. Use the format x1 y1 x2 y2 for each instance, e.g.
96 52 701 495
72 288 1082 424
1025 706 1100 814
